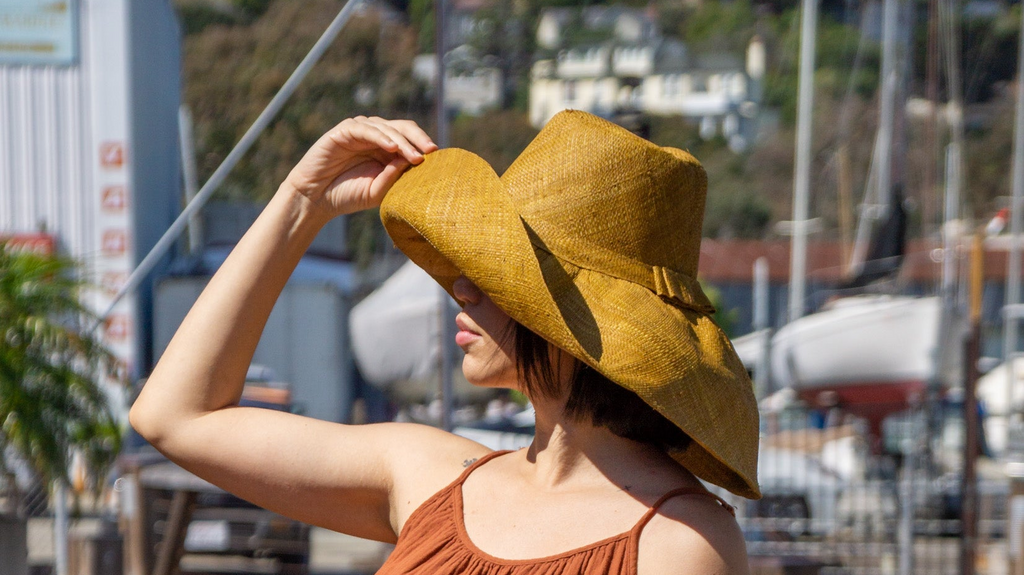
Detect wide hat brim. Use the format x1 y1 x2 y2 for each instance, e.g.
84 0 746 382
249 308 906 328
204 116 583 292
380 114 760 499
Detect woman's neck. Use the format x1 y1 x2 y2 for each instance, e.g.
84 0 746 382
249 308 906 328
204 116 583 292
520 394 676 491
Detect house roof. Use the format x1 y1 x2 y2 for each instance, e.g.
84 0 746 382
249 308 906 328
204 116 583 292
692 52 744 72
452 0 492 12
697 238 1024 284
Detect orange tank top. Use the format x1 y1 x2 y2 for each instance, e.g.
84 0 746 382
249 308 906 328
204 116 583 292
376 450 735 575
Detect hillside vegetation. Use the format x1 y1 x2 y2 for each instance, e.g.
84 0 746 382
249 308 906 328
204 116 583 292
176 0 1021 261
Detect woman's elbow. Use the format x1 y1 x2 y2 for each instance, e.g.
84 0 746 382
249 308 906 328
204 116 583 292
128 398 166 447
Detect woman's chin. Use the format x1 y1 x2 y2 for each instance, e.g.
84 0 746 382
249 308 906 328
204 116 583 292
461 363 519 390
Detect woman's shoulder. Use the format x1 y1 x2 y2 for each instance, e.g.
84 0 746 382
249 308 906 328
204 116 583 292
373 422 493 531
636 489 749 575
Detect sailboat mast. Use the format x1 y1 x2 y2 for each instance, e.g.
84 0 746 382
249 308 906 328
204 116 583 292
788 0 820 322
847 0 901 277
876 0 898 210
1002 6 1024 416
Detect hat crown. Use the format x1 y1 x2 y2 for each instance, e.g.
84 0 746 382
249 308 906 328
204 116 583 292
502 111 707 278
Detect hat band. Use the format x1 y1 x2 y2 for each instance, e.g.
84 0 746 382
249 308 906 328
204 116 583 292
529 240 715 316
651 266 716 315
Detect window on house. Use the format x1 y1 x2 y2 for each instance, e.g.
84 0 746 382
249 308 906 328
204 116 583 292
663 74 680 98
565 80 576 103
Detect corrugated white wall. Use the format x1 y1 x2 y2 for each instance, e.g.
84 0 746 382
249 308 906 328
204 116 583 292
0 56 92 258
1 0 182 403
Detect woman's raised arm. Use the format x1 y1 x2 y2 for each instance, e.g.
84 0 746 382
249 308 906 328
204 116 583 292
128 117 489 541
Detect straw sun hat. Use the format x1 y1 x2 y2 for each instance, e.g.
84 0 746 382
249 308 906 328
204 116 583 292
380 110 760 499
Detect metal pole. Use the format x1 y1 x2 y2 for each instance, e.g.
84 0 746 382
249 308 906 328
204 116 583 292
877 0 898 210
898 397 918 575
1004 5 1024 417
753 257 771 400
788 0 819 323
961 233 985 575
439 289 454 432
178 106 202 255
943 144 961 299
54 484 68 575
434 0 448 149
434 0 454 431
96 0 365 325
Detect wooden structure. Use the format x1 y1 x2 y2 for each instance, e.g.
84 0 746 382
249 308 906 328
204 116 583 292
120 452 308 575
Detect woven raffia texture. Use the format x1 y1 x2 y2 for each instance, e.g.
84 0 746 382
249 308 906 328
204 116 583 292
381 110 760 499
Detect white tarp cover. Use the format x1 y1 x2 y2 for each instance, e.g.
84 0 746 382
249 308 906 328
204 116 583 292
349 260 490 402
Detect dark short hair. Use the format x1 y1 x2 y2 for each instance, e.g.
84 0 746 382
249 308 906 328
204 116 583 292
510 321 691 451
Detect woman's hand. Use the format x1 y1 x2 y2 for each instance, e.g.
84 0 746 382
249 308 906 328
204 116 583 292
282 116 437 219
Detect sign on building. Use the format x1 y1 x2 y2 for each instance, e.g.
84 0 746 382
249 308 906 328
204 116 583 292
0 0 77 66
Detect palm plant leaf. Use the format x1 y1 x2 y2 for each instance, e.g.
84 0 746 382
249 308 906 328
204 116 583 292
0 242 122 490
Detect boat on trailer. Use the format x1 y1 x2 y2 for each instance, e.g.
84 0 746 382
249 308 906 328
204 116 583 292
768 294 942 431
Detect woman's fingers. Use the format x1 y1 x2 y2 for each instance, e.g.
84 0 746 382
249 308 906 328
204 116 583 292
327 116 398 155
363 117 437 164
285 116 434 216
329 116 434 161
370 156 413 200
368 117 438 155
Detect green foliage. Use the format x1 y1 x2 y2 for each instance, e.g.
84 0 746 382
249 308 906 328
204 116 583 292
700 281 739 338
0 244 121 490
407 0 434 54
451 110 540 175
681 0 757 53
704 188 773 239
182 0 430 205
959 5 1021 103
763 9 878 125
232 0 273 19
966 86 1015 214
464 1 537 110
174 0 1021 251
176 3 237 36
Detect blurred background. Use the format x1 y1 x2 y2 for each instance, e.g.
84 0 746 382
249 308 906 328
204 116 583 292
3 0 1024 573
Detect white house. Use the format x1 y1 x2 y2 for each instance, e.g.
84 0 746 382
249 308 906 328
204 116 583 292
413 45 503 116
529 7 766 151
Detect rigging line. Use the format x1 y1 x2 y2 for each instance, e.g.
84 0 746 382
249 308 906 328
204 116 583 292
835 0 870 143
939 0 964 119
91 0 366 332
961 14 1000 105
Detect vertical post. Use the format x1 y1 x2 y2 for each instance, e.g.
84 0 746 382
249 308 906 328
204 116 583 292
434 0 453 432
837 146 854 267
1004 3 1024 422
943 144 961 299
152 491 197 575
962 233 984 575
434 0 448 149
178 106 203 255
788 0 820 323
923 0 939 237
753 257 771 400
54 484 68 575
898 396 918 575
877 0 898 210
439 287 454 432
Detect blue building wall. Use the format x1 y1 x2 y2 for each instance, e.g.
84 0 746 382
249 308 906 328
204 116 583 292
128 0 182 372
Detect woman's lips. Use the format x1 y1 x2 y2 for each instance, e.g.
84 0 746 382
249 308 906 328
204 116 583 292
455 314 481 347
455 330 480 347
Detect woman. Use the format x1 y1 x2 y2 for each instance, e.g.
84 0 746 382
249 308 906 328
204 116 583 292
130 111 760 574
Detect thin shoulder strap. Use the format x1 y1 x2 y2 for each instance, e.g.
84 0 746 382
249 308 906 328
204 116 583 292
453 450 513 485
633 487 736 533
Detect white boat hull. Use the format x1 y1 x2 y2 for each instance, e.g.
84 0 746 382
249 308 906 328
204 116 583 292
770 296 942 425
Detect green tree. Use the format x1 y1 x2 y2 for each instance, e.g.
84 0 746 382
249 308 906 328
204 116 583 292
0 244 121 492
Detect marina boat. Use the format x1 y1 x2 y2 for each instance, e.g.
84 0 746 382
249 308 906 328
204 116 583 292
768 294 942 428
